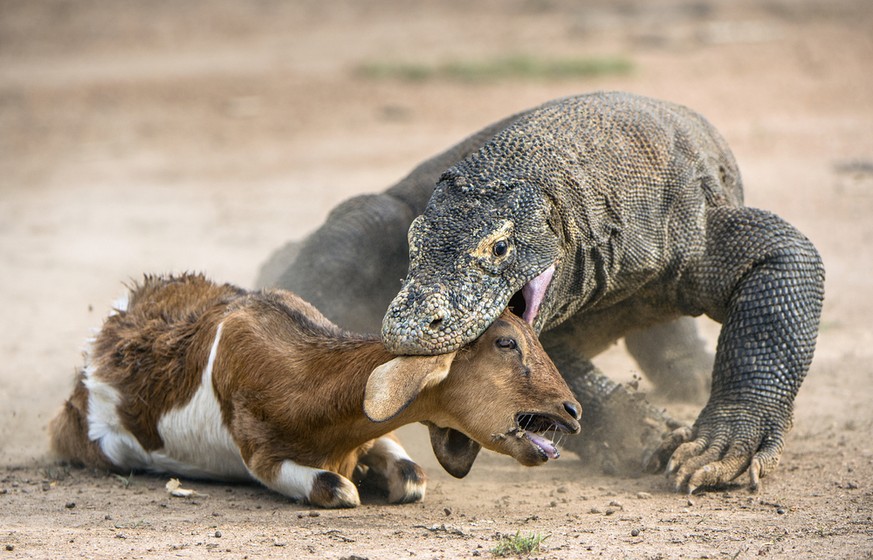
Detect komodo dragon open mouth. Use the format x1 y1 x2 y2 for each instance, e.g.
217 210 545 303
508 264 555 328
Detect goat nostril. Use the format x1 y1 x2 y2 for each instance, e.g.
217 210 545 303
563 401 580 420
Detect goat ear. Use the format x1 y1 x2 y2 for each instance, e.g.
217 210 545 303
426 423 482 478
364 352 457 422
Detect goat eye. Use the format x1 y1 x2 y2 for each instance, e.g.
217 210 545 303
492 240 508 257
495 337 517 350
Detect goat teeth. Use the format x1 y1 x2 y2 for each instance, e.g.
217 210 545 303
525 432 560 460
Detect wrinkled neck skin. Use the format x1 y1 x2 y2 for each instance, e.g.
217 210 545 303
533 185 613 332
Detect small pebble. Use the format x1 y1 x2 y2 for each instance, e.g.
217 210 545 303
65 502 76 509
777 508 785 515
443 507 453 516
214 530 222 538
631 528 640 537
5 545 14 551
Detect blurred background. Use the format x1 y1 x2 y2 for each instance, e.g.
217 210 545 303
1 0 871 466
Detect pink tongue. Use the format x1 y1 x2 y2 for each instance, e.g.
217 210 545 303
526 432 559 459
521 265 555 326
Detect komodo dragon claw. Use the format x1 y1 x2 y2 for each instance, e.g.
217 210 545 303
648 405 792 493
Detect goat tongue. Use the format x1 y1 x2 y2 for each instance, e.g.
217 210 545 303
526 432 559 459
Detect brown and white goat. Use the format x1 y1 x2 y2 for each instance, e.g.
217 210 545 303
50 273 581 508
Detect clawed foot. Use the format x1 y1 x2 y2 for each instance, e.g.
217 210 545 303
646 412 788 493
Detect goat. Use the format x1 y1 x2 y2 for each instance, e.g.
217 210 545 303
49 273 581 508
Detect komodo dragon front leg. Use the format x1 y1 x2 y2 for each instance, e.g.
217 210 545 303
648 206 824 492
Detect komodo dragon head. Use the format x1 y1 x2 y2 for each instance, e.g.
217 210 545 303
381 163 566 355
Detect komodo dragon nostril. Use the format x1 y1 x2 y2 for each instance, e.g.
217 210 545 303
422 289 449 331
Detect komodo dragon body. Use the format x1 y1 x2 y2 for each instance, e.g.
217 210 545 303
380 92 824 492
259 108 712 400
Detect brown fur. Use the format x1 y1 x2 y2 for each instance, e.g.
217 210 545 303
50 273 580 506
93 275 244 450
48 373 114 470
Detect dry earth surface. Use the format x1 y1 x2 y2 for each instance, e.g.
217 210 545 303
1 1 872 558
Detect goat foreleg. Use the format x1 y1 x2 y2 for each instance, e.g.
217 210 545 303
357 434 426 504
245 455 360 508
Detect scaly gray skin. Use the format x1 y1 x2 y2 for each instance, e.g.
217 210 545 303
381 92 825 492
256 111 712 401
257 99 714 476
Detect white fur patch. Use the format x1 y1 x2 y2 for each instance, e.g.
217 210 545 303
86 321 247 480
264 460 320 500
372 436 414 462
84 345 151 468
260 461 359 507
84 378 140 463
153 321 247 479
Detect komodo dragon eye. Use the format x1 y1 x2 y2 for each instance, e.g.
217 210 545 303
493 240 509 257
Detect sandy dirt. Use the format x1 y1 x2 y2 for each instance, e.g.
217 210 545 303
1 0 872 558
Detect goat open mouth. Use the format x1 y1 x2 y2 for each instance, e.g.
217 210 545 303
508 264 555 327
512 412 575 460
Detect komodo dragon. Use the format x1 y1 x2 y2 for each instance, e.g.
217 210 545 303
256 106 720 477
380 91 824 493
258 111 713 401
256 96 736 480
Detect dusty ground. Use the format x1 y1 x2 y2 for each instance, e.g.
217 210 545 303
1 0 872 558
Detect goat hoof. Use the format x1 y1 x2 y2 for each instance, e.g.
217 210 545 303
308 471 360 508
387 459 427 504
